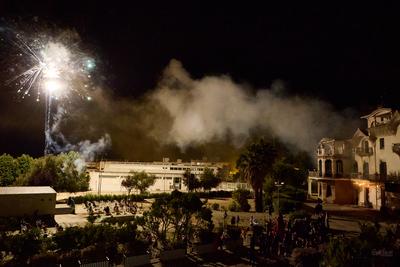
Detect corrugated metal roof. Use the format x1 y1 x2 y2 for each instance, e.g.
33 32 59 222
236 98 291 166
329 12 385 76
0 186 57 195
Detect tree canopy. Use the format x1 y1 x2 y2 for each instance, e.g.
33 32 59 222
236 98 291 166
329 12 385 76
121 171 156 195
14 152 89 192
182 169 201 192
200 168 221 191
236 139 277 212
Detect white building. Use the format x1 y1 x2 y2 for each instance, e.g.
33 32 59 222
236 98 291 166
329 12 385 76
88 159 223 194
308 108 400 210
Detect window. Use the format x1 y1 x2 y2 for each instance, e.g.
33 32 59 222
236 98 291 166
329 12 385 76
363 140 369 153
311 181 318 195
380 138 385 150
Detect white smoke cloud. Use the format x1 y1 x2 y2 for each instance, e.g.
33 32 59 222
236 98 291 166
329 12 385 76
48 106 111 172
151 59 357 153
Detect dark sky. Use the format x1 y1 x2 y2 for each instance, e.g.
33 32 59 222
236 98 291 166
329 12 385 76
1 1 400 158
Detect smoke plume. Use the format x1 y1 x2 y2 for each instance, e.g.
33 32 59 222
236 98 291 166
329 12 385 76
48 106 111 172
148 59 357 154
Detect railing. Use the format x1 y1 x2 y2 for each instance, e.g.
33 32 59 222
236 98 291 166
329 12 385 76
308 171 320 178
78 257 111 267
317 149 333 156
350 173 378 181
353 147 373 157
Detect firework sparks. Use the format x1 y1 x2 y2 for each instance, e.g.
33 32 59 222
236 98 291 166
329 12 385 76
2 26 97 154
7 34 95 101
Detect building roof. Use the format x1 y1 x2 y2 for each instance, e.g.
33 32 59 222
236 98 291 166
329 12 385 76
0 186 57 195
360 108 392 119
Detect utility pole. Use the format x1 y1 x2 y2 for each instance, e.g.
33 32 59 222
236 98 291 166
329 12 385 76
275 180 284 211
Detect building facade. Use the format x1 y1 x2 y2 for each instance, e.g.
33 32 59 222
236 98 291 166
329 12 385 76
308 108 400 210
0 186 56 217
88 159 225 194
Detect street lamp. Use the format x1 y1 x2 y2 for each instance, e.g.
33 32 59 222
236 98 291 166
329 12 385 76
275 181 285 211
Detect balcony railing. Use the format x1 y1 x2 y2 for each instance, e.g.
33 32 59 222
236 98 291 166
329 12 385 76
309 171 320 178
350 173 379 181
353 147 373 157
393 143 400 156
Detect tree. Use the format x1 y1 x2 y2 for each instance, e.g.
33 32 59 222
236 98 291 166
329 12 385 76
216 166 231 181
139 190 203 248
236 139 277 212
182 169 201 192
272 160 307 187
0 153 17 186
15 152 89 192
15 154 34 177
200 168 221 191
232 189 251 212
121 171 156 195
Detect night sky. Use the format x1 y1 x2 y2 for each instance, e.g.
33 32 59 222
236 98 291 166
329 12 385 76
1 1 400 158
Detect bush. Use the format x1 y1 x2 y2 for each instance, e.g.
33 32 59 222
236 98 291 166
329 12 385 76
232 189 251 212
211 203 220 211
290 247 321 267
72 191 232 204
228 200 240 212
73 194 146 204
197 190 232 198
80 245 107 263
58 249 81 267
29 252 58 267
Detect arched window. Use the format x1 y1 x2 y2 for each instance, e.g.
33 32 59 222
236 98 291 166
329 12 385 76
363 162 369 179
363 140 369 153
325 160 332 177
318 160 322 177
353 161 358 173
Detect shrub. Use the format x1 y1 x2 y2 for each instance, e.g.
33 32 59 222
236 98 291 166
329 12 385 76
80 245 106 263
232 189 251 212
290 247 321 267
29 252 58 267
228 200 240 212
72 191 232 204
211 203 220 211
58 249 81 267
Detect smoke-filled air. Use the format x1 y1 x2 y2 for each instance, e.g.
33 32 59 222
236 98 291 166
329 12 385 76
64 59 357 162
1 26 358 162
151 60 357 153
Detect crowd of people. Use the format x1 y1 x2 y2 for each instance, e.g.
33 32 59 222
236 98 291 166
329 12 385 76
252 211 329 258
219 203 329 263
83 199 141 216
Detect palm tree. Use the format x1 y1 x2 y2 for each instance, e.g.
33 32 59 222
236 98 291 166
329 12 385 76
236 139 277 212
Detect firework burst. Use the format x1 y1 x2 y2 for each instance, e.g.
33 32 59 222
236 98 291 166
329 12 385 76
1 25 97 154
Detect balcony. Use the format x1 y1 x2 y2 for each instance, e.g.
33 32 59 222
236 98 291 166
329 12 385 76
351 173 378 181
308 171 321 178
393 143 400 156
354 147 373 157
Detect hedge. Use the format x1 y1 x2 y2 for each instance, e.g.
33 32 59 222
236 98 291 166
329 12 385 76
71 190 232 204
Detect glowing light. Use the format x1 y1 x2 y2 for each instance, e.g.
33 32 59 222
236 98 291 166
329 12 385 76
44 78 62 93
2 28 97 155
85 58 96 71
5 31 95 101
